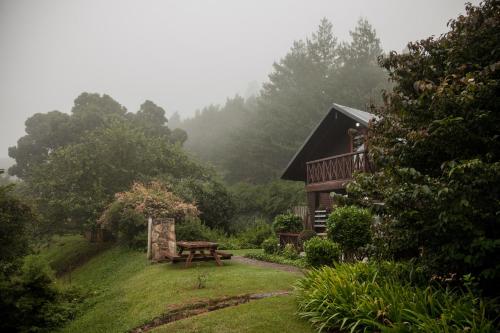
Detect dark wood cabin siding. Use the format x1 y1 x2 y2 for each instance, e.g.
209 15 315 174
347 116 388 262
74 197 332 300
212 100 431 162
318 192 333 210
282 111 360 181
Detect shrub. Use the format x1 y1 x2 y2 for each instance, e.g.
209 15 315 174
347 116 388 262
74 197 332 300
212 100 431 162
175 218 220 241
298 229 316 247
296 262 498 332
216 235 245 250
238 219 273 247
261 237 279 254
326 206 372 261
303 237 341 267
0 256 84 332
0 184 33 265
282 243 299 260
272 213 302 234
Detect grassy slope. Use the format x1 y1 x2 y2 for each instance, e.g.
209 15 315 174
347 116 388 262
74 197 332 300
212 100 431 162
36 234 109 274
56 244 304 333
151 295 313 333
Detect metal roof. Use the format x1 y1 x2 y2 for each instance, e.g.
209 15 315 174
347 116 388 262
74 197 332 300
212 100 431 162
332 103 375 126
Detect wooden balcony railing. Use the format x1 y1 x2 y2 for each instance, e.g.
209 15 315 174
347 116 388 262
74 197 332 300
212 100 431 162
306 150 372 185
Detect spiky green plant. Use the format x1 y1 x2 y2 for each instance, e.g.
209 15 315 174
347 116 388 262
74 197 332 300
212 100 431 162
295 262 498 332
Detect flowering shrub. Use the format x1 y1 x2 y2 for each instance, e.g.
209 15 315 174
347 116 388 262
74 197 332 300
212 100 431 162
99 181 199 245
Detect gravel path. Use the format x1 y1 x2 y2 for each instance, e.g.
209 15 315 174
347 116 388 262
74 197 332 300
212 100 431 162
232 256 304 274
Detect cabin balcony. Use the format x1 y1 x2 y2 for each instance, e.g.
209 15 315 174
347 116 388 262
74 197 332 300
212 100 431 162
305 150 373 192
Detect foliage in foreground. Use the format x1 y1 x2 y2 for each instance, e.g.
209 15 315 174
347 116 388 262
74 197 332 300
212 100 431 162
0 256 84 333
296 262 498 333
0 186 83 332
0 184 33 264
347 0 500 295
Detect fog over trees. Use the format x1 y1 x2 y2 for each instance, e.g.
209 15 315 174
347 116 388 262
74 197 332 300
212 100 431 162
177 18 388 183
0 0 479 162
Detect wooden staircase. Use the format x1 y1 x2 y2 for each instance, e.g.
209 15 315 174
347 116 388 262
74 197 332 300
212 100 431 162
313 210 328 237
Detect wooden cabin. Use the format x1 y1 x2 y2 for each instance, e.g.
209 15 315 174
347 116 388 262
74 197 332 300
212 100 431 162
281 103 375 235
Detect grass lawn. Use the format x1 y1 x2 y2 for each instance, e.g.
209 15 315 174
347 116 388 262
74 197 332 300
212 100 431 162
151 295 314 333
51 238 305 333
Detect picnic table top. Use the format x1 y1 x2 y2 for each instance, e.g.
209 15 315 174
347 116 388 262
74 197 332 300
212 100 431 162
176 241 218 249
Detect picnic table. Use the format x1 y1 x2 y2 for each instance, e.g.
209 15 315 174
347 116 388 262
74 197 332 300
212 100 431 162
173 241 232 267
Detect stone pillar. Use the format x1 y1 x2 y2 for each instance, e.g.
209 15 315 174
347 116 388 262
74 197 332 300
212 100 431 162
149 218 175 261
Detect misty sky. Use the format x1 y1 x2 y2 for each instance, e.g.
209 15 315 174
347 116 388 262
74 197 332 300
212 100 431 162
0 0 479 158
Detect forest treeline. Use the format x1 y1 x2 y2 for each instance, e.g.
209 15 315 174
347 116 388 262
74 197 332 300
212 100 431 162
174 18 388 183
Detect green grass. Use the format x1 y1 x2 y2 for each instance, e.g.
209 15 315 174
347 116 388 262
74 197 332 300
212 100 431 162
151 295 314 333
58 246 303 333
36 234 109 274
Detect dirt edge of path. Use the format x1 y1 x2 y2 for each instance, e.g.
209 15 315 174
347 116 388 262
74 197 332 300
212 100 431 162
129 291 291 333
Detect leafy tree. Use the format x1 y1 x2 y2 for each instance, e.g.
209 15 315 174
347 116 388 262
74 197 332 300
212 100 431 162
8 111 73 178
172 177 236 231
336 18 387 107
0 185 33 267
9 93 182 179
0 186 81 332
179 95 252 173
9 92 209 234
132 100 186 144
348 0 500 294
28 122 204 233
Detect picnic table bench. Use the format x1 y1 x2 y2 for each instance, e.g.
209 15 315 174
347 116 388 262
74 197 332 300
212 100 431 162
164 241 232 267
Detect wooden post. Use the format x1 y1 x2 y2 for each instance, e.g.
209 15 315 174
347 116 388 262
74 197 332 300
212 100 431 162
147 217 152 260
306 192 317 230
